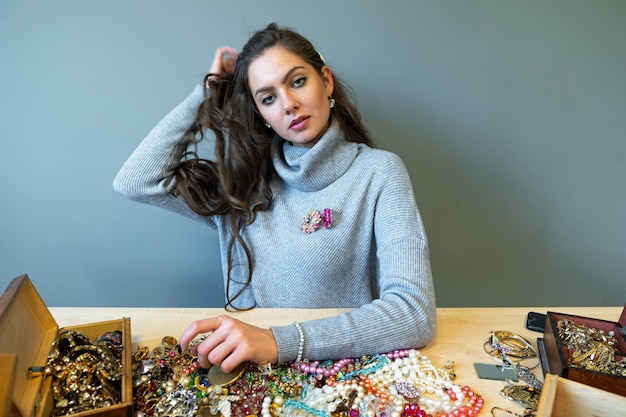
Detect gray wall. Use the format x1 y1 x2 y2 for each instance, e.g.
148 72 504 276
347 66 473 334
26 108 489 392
1 1 624 308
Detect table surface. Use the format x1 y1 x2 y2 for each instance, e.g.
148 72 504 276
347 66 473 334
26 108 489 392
49 306 622 414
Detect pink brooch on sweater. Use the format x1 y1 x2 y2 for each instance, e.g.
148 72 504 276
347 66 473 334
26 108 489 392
301 208 332 234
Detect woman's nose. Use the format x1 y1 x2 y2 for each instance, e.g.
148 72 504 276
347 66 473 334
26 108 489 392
282 93 299 113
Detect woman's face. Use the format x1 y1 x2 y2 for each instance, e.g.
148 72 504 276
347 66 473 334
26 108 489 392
248 46 334 147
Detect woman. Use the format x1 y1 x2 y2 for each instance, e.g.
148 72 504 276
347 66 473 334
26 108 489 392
113 23 436 373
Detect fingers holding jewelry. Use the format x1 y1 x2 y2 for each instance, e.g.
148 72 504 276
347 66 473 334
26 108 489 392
178 316 230 369
200 316 278 372
194 318 232 369
178 316 220 353
179 315 278 372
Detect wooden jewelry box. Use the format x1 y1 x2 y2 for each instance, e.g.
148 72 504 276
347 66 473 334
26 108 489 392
536 374 626 416
0 274 133 417
539 306 626 396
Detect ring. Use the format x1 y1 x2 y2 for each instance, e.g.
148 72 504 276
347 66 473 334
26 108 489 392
152 346 165 359
194 374 211 391
161 336 178 351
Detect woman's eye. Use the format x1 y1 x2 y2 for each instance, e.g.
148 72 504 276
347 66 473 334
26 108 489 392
262 95 275 105
292 77 306 88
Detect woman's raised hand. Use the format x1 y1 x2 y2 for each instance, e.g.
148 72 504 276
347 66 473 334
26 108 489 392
179 315 278 372
210 46 238 75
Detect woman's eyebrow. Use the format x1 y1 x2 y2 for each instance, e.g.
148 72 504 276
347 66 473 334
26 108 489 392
254 66 305 97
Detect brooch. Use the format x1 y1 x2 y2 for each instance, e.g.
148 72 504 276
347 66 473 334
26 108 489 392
301 208 332 234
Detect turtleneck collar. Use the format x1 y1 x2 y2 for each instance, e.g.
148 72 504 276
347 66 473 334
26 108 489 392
271 120 358 192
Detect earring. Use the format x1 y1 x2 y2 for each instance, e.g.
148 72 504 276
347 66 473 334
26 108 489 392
329 97 336 109
265 123 271 128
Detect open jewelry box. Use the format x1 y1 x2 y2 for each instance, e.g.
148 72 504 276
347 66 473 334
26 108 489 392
0 274 133 417
536 374 626 416
538 306 626 396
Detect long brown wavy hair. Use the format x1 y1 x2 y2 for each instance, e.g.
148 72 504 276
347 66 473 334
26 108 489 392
170 23 374 310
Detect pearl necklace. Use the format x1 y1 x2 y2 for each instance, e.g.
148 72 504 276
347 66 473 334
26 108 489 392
281 349 483 417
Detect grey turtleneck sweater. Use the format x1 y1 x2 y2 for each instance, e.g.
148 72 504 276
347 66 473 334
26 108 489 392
113 85 436 363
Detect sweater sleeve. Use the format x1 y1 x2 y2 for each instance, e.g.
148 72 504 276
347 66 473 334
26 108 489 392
271 153 436 363
113 85 214 225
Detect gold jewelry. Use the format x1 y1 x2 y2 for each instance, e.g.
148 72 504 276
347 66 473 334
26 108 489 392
45 330 124 416
208 362 246 386
162 336 178 351
195 374 210 392
490 331 536 359
134 346 150 362
501 382 541 411
187 333 210 352
484 330 539 369
484 330 542 388
444 360 457 380
557 318 626 376
151 345 165 359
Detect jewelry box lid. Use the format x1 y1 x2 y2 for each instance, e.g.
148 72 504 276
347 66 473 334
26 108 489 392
0 274 58 417
0 354 17 417
618 304 626 329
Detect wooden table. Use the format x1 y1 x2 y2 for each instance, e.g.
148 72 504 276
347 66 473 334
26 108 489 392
49 306 622 415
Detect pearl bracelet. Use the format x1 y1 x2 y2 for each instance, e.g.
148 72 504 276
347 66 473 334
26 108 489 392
293 321 305 363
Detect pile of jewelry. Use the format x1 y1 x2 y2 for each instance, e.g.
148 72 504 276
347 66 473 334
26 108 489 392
133 337 484 417
557 318 626 376
484 330 542 416
42 329 124 416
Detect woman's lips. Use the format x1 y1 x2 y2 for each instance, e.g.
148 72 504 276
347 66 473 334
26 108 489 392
289 115 310 130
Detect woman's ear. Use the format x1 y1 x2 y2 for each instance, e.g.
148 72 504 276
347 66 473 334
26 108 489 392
321 66 334 97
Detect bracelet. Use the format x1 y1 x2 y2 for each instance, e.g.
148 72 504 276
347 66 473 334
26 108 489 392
293 321 305 363
491 330 536 359
483 330 540 370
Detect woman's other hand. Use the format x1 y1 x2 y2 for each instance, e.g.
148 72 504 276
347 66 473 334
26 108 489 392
179 315 278 372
